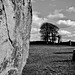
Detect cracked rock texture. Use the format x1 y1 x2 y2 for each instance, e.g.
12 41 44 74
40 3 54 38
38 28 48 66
0 0 32 75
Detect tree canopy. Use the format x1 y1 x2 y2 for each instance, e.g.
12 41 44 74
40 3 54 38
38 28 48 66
40 22 60 43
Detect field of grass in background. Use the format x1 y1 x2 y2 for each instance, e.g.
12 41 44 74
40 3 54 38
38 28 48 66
22 45 75 75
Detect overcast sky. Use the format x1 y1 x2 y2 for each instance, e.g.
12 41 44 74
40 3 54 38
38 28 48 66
30 0 75 42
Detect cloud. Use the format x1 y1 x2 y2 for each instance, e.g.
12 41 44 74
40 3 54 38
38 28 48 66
58 29 75 41
57 20 75 26
58 30 72 42
58 30 71 35
62 39 70 42
31 0 45 2
51 0 56 1
30 11 47 41
31 0 36 2
47 9 65 19
30 27 41 41
31 28 40 34
33 11 47 26
67 6 75 12
47 13 65 18
30 32 41 41
67 34 75 37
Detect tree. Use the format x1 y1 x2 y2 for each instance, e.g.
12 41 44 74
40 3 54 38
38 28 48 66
57 35 62 43
0 0 32 75
40 22 59 44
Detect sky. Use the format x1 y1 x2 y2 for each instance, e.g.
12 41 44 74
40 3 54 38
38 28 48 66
30 0 75 42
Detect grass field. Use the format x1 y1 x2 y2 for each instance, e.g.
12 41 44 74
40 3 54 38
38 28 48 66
22 45 75 75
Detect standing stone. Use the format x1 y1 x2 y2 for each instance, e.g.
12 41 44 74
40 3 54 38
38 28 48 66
0 0 32 75
72 49 75 61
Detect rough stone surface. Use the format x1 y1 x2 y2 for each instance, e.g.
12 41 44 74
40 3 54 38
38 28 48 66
0 0 32 75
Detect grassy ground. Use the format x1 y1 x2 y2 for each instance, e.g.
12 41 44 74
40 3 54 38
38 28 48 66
22 45 75 75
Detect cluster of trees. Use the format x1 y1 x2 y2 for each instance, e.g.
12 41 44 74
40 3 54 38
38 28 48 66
40 22 61 44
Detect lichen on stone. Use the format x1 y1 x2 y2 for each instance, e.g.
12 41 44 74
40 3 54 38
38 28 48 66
0 0 32 75
7 69 18 75
0 58 8 73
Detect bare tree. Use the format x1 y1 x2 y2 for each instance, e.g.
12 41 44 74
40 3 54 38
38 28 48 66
0 0 32 75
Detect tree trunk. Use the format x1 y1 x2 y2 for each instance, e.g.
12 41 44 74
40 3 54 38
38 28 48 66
0 0 32 75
